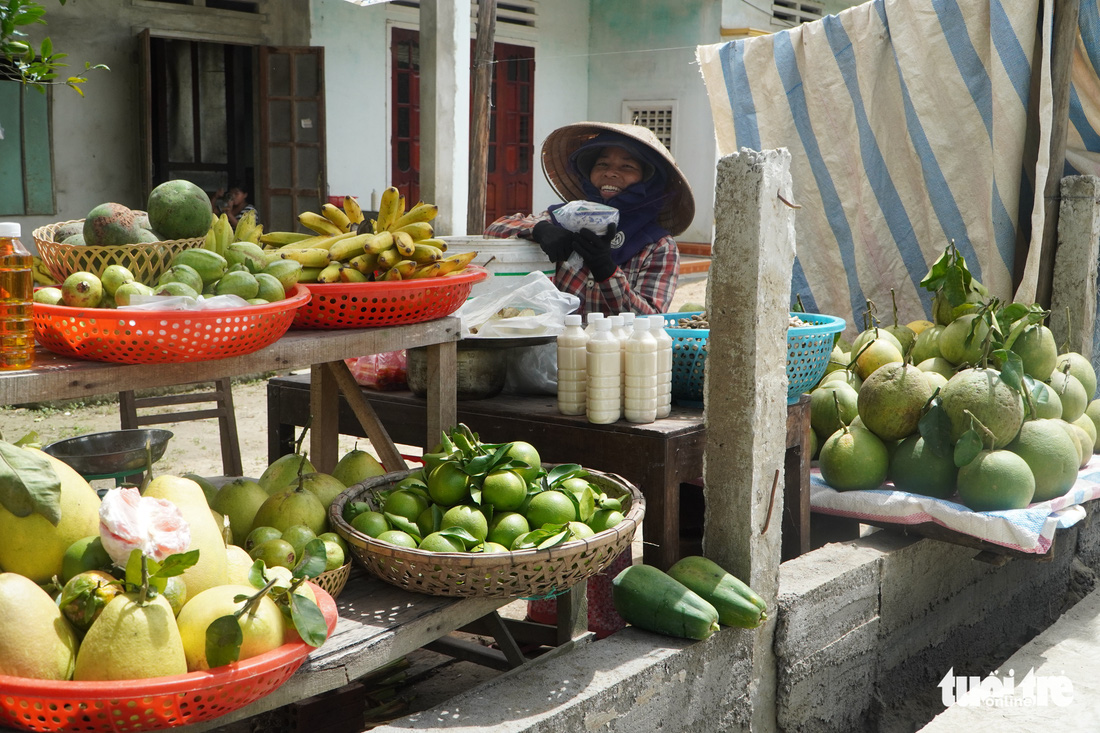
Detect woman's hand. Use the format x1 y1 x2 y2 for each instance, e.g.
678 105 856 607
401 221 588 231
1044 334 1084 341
573 227 617 281
532 221 574 262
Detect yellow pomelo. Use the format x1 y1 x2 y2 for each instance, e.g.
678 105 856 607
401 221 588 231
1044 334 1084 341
1052 419 1088 468
1008 324 1057 380
854 339 904 381
143 475 228 597
0 449 101 584
910 325 945 364
1056 352 1097 401
906 319 935 335
916 357 955 381
924 372 948 392
857 362 933 441
74 593 186 680
818 425 889 492
1048 370 1088 424
939 314 989 367
888 435 957 499
0 572 79 680
176 584 286 671
1073 413 1097 450
852 327 903 356
883 324 917 357
226 543 256 585
1007 419 1080 502
939 368 1024 448
819 367 862 392
956 450 1035 511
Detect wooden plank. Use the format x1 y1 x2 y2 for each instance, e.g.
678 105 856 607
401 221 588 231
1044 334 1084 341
2 319 460 406
322 359 407 471
425 341 457 448
311 364 341 473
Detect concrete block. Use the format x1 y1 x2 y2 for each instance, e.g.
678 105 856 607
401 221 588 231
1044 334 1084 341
775 543 881 659
1051 175 1100 356
776 619 879 733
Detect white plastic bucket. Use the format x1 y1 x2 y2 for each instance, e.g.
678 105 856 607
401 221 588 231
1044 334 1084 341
441 236 554 298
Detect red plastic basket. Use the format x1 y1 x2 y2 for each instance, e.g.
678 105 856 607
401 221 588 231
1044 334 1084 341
0 584 337 733
291 266 488 329
32 286 311 364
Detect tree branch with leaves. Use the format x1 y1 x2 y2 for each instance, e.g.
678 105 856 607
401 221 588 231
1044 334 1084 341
1 0 106 95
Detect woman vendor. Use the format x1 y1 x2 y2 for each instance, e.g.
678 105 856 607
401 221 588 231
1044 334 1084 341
484 121 695 315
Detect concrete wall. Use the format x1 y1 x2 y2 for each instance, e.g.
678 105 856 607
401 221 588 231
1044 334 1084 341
587 0 723 246
11 0 310 236
375 516 1100 732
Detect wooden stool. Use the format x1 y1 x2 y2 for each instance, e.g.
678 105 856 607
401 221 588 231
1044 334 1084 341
119 377 244 478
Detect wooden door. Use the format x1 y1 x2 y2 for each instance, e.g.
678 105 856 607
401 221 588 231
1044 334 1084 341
259 46 327 233
389 29 534 218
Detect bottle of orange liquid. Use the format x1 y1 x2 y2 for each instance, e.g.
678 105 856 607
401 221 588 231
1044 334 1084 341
0 223 34 370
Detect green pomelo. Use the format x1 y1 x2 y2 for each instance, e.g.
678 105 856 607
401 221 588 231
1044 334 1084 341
278 471 347 510
884 324 917 357
939 314 990 367
820 345 849 378
1008 324 1057 380
888 435 957 499
1025 377 1063 420
910 325 946 364
251 486 328 536
245 525 282 551
1056 353 1097 401
939 368 1024 448
956 449 1035 511
818 425 889 492
924 372 948 392
211 478 270 546
857 362 933 441
1086 399 1100 453
331 448 386 487
147 179 214 240
852 328 903 356
174 249 228 286
83 202 143 246
377 530 418 549
809 427 820 460
917 357 955 380
819 367 862 392
1007 419 1081 502
61 535 112 584
809 382 859 439
1048 370 1087 424
1069 424 1094 469
487 512 530 549
259 453 315 494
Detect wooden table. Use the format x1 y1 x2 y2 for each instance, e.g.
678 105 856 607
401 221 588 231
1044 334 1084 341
267 377 814 569
0 321 594 733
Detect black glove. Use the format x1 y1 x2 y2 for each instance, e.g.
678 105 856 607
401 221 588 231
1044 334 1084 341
532 220 574 262
573 226 617 282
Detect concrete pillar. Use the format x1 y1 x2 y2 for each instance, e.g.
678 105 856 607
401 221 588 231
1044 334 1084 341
703 148 796 732
1050 175 1100 362
419 0 470 236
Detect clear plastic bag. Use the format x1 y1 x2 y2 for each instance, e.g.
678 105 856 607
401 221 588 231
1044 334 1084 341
345 350 408 390
455 271 580 338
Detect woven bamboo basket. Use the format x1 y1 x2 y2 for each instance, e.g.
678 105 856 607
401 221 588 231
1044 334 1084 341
330 467 644 599
33 217 206 284
313 560 352 599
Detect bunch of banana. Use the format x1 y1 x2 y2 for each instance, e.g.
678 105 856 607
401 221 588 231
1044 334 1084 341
31 256 58 286
203 213 235 257
257 189 477 283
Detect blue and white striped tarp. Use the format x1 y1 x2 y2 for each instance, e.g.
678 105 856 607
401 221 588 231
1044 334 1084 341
698 0 1056 332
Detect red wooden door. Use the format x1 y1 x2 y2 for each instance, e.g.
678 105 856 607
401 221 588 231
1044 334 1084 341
389 28 533 219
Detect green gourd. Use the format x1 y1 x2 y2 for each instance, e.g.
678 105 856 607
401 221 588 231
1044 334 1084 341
611 563 719 641
667 555 768 629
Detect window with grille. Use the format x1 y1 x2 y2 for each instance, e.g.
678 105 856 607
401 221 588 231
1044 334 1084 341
142 0 259 12
772 0 824 27
390 1 537 29
622 103 675 153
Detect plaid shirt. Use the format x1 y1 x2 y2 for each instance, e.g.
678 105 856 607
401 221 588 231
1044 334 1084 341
484 212 679 315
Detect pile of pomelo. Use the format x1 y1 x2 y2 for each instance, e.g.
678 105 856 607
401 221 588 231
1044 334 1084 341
809 243 1099 512
340 425 626 554
0 436 392 683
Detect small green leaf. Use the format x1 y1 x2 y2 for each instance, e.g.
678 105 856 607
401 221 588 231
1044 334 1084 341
920 250 952 291
537 530 570 549
954 430 983 468
438 526 480 550
0 441 62 523
152 550 199 578
206 615 244 669
293 539 328 579
385 513 422 541
996 351 1024 392
289 592 328 647
545 464 585 485
248 559 267 589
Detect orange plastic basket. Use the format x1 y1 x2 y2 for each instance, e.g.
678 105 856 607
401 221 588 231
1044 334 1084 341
0 584 337 733
32 286 311 364
291 266 488 329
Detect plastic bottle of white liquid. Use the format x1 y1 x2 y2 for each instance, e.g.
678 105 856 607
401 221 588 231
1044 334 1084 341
609 315 627 402
624 317 658 424
584 311 605 336
557 314 588 416
586 319 621 424
650 315 674 418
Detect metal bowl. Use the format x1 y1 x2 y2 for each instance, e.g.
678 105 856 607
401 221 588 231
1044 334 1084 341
43 429 174 477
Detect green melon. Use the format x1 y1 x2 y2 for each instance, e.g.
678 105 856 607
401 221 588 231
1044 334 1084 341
147 180 213 240
83 203 143 246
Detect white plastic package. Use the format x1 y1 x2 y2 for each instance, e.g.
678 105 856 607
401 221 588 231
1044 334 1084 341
551 200 619 235
455 271 580 338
